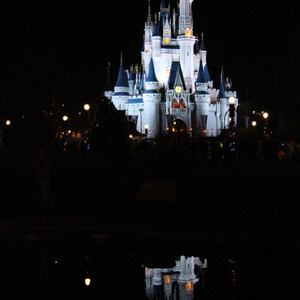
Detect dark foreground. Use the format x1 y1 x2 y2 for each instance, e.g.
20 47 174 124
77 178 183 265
0 158 299 298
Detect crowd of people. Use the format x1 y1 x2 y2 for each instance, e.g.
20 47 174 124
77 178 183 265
128 134 300 162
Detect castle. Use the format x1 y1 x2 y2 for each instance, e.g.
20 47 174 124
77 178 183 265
106 0 239 138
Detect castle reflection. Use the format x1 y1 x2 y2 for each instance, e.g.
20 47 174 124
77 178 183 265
145 255 207 300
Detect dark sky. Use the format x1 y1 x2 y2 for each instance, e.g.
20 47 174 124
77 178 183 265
1 0 298 120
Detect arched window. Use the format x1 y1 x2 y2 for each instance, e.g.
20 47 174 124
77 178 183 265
179 98 186 108
172 99 179 108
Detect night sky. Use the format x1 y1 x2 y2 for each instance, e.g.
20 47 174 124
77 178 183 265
1 0 298 121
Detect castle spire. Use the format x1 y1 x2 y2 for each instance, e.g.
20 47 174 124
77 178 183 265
200 32 206 51
147 0 152 24
195 59 207 84
146 58 158 82
115 52 129 88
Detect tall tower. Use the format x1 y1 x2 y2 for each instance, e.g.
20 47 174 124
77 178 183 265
194 59 210 136
111 54 129 111
178 0 193 35
143 58 161 137
177 0 195 91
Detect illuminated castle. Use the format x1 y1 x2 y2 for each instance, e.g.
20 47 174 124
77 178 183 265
107 0 238 138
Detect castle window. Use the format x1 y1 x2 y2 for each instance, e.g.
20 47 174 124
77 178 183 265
165 275 170 283
165 37 169 44
179 98 186 108
172 99 179 108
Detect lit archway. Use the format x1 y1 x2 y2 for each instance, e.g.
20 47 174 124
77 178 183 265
172 119 187 135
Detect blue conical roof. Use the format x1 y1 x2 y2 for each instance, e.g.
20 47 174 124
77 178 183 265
139 70 146 90
195 60 207 84
146 58 158 82
115 63 129 87
204 64 210 81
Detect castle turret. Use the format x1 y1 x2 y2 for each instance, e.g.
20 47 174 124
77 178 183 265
128 66 136 96
112 54 129 110
200 33 212 88
218 72 228 130
143 58 161 137
152 17 161 57
104 62 113 99
144 0 153 52
177 1 195 91
194 59 210 136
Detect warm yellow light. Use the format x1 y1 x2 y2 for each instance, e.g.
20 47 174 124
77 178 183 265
165 37 169 44
263 112 269 119
85 278 91 286
185 28 191 37
129 135 133 139
165 275 170 283
252 121 257 127
6 120 11 126
84 104 90 111
175 86 182 93
228 97 235 105
63 115 68 121
186 282 192 291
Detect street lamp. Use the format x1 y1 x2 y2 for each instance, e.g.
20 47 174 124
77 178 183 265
84 104 90 111
262 112 269 134
85 277 91 286
263 112 268 119
252 121 257 127
5 120 11 126
62 115 68 121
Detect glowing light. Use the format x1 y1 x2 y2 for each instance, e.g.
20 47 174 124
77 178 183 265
228 97 235 105
129 135 133 139
175 86 182 93
185 28 191 37
145 125 149 130
63 115 68 121
252 121 257 127
84 104 90 111
85 278 91 286
263 112 269 119
186 282 192 291
165 275 170 284
5 120 11 125
165 37 169 44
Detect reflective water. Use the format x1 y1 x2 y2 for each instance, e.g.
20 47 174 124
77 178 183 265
2 235 298 299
